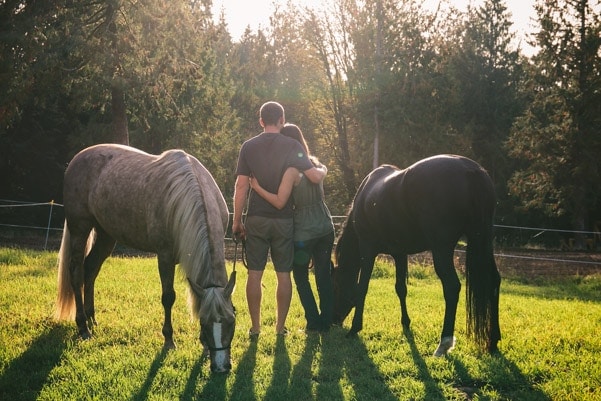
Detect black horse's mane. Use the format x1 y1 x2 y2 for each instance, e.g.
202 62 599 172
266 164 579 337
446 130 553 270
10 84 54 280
335 205 358 268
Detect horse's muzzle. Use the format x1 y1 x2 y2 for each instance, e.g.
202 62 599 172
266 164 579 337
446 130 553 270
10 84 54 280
208 348 232 374
211 363 232 374
210 360 232 374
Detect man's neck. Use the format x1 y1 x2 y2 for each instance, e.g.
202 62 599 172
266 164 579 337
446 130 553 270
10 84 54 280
263 124 280 134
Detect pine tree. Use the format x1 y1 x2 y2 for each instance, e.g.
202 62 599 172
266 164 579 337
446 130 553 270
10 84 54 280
507 0 601 240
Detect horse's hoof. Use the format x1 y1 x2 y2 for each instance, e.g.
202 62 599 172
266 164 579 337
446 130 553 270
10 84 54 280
488 342 500 355
433 336 456 357
163 340 177 351
80 330 93 340
345 330 359 339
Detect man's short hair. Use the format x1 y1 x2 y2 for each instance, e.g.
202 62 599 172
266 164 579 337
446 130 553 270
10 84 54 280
260 101 285 126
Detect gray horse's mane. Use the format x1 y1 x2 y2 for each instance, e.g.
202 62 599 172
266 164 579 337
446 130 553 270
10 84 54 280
199 287 235 322
150 150 227 319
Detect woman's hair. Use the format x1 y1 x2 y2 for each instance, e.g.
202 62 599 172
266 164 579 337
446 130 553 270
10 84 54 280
281 123 320 166
281 123 309 153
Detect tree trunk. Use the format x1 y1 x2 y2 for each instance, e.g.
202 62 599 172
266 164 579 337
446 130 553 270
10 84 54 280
107 3 128 145
111 85 128 145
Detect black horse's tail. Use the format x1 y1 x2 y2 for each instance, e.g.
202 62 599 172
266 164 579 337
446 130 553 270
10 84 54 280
465 170 501 352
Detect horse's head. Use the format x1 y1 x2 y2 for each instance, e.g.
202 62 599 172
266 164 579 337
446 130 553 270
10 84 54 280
198 272 236 374
332 220 361 325
332 263 356 325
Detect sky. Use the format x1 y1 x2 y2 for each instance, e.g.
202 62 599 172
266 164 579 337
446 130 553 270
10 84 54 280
212 0 538 52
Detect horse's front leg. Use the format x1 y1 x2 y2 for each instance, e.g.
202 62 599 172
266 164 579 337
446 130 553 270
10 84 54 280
348 255 376 336
432 250 460 357
158 254 176 350
392 254 411 328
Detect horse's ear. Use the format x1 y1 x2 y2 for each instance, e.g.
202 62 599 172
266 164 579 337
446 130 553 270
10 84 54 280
187 278 204 299
224 271 236 298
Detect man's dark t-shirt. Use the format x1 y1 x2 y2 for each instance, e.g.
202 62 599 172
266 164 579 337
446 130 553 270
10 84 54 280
236 132 314 218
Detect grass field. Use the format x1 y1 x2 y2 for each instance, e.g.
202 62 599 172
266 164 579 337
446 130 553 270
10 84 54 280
0 247 600 400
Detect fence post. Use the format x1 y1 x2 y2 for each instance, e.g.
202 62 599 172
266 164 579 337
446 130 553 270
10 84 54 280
44 200 54 250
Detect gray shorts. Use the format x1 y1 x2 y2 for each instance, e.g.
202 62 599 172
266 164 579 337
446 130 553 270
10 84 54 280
244 215 294 273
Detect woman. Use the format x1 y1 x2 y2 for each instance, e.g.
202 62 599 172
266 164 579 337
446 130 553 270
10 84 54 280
250 123 335 332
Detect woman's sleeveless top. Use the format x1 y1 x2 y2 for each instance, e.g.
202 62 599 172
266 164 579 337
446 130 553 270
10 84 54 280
292 175 334 242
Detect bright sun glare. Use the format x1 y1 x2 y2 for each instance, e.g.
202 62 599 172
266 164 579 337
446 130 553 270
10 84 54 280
212 0 538 50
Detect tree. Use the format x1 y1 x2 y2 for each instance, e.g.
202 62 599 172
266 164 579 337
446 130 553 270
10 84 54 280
507 0 601 238
0 0 239 206
444 0 525 218
0 1 85 203
360 0 452 167
303 3 358 203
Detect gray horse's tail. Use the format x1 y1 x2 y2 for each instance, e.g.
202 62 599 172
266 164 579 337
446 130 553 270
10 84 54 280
55 222 95 320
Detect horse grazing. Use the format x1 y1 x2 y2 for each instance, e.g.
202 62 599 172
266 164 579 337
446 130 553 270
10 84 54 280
55 144 236 373
333 155 500 356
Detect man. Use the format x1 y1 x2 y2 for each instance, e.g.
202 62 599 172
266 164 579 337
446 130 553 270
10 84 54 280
232 101 326 336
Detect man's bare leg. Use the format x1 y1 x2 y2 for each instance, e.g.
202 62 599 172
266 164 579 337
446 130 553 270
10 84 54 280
246 269 263 334
275 271 292 334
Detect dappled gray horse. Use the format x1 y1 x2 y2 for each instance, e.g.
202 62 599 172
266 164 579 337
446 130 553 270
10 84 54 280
55 144 236 373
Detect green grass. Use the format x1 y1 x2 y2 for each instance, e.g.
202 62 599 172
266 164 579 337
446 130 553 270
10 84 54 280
1 247 600 400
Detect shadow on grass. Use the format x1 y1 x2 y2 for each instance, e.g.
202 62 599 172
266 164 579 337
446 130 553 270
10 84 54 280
0 322 69 401
131 348 169 401
315 327 400 401
501 276 601 302
229 338 258 401
264 336 291 401
289 333 320 394
449 351 552 401
180 352 209 401
131 348 214 401
195 363 227 401
403 328 447 400
132 347 223 401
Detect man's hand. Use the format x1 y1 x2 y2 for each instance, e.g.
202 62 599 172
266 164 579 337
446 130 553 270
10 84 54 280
232 221 246 243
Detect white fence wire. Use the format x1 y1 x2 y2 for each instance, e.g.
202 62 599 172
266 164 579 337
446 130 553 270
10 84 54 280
1 199 600 271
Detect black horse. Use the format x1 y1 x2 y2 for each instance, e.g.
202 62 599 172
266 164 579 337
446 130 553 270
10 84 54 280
333 155 501 356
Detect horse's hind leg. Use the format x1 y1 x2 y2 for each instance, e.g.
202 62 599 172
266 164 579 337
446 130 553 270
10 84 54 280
432 249 461 356
157 253 177 350
83 227 116 328
392 254 411 328
68 226 94 339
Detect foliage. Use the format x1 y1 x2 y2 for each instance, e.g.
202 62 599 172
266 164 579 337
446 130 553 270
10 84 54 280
1 248 600 400
1 0 600 235
506 0 601 231
443 0 526 220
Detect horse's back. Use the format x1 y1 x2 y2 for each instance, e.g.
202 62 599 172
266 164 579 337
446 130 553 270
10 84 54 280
63 145 164 240
352 155 494 253
403 155 494 205
64 144 157 205
63 144 228 252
